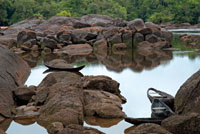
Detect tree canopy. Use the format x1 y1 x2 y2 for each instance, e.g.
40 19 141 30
0 0 199 25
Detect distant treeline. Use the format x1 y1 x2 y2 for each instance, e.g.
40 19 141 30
0 0 199 25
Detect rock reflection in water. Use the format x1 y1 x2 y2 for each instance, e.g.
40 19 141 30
20 49 173 73
85 116 123 128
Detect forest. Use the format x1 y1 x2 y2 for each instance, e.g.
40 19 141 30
0 0 199 26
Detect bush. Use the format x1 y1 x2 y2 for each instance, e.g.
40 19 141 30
56 10 71 17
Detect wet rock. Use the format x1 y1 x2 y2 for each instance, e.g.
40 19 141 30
175 69 200 114
56 44 93 56
56 31 72 45
17 30 36 46
103 28 122 44
43 47 52 54
126 123 172 134
85 116 122 128
0 45 30 117
145 34 159 43
133 33 144 43
57 124 104 134
84 90 126 118
138 27 152 36
161 113 200 134
41 37 58 49
13 85 36 104
128 19 145 31
0 119 12 132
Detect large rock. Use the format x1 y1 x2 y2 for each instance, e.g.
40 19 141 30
56 44 93 56
36 72 83 126
128 19 145 31
81 75 126 103
0 45 30 117
17 30 36 45
175 69 200 114
81 14 113 27
84 90 126 118
126 123 172 134
161 113 200 134
13 85 36 104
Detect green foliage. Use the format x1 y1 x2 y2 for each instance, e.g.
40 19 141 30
0 0 199 26
56 10 71 17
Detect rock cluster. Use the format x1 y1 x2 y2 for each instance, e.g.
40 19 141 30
0 15 172 55
180 34 200 48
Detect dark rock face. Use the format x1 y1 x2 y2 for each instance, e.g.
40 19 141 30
126 123 172 134
161 113 200 134
175 69 200 114
0 45 30 117
13 86 36 104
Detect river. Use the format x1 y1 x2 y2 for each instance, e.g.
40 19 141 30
5 31 200 134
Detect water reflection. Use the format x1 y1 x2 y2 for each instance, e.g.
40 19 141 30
20 49 173 73
4 45 200 134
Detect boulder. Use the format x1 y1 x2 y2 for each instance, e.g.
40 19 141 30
102 28 122 44
128 19 145 31
126 123 172 134
137 27 152 36
13 85 36 104
161 113 200 134
81 75 120 96
84 90 126 118
133 33 144 43
0 45 30 117
81 14 113 27
17 30 36 46
145 34 159 43
47 122 64 134
145 22 161 30
41 37 58 49
56 44 93 56
175 69 200 114
0 129 5 134
36 72 83 126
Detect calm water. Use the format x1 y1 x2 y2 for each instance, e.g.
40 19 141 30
5 31 200 134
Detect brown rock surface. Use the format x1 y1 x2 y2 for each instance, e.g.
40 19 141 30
36 72 83 126
175 69 200 114
56 44 93 56
84 90 126 118
161 113 200 134
126 123 172 134
0 45 30 117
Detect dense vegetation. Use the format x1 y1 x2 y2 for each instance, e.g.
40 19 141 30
0 0 199 26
